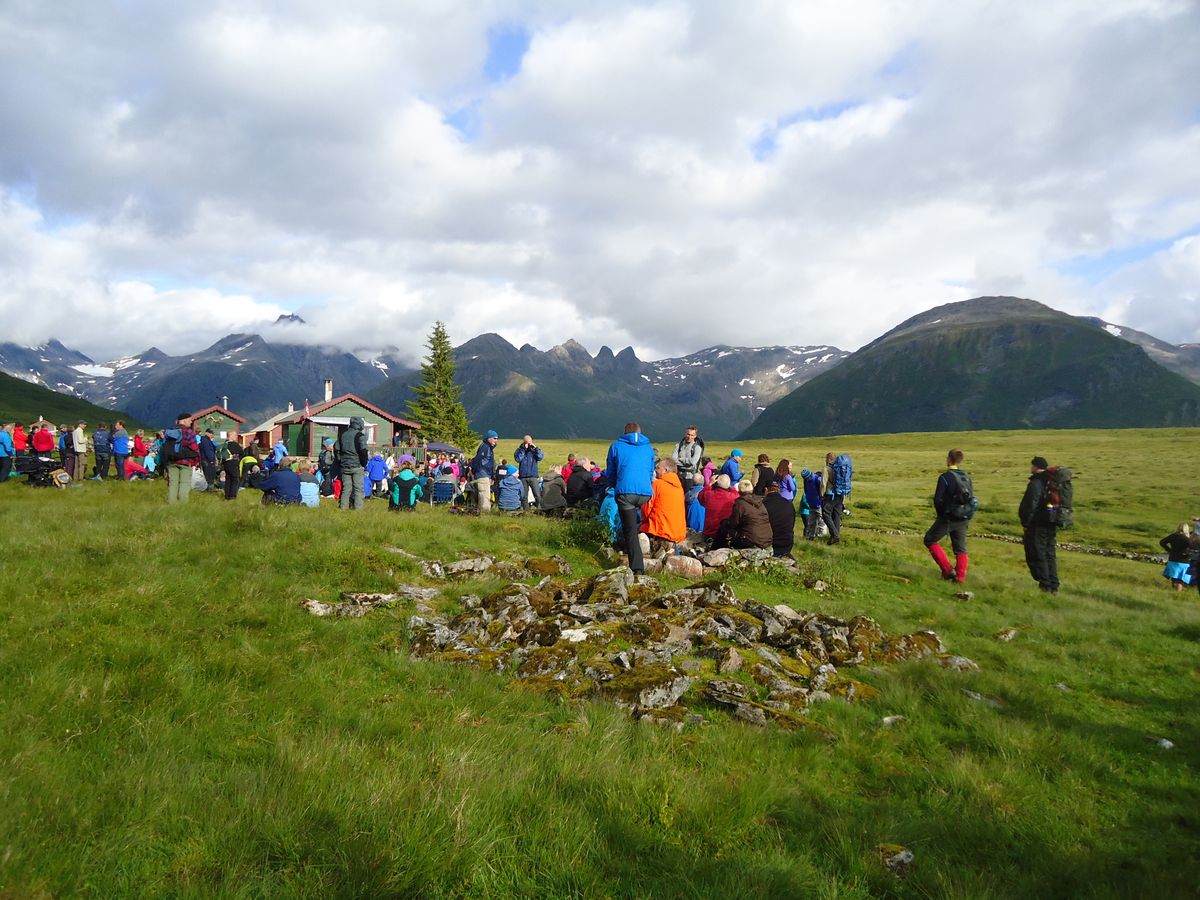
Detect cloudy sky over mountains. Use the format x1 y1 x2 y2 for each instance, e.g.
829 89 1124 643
0 1 1197 362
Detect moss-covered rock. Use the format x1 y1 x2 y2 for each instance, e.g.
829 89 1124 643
602 664 692 709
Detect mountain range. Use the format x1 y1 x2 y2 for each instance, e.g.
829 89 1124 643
742 296 1200 438
4 296 1200 439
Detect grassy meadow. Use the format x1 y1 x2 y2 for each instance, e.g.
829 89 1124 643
1 427 1198 897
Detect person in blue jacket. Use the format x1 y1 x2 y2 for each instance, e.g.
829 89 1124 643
366 452 389 497
685 473 706 533
597 487 619 543
111 421 130 481
514 434 544 511
604 422 655 575
471 430 499 512
800 468 824 540
272 439 287 466
496 465 524 512
0 423 14 482
721 449 743 483
253 457 301 505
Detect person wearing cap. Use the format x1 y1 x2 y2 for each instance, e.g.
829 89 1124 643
604 422 656 574
496 465 524 512
720 449 743 483
1019 456 1060 594
471 430 499 512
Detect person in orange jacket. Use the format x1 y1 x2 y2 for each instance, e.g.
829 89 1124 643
640 458 687 545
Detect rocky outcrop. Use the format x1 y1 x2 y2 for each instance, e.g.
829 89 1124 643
391 566 970 731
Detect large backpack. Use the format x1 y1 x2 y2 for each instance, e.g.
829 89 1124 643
944 469 978 521
831 455 853 495
1045 467 1073 528
160 428 184 464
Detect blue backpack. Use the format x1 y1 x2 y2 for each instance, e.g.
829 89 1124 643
831 455 853 495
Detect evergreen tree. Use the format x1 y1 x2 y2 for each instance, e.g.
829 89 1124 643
407 322 476 450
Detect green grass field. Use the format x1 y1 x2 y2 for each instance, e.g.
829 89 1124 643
1 428 1198 897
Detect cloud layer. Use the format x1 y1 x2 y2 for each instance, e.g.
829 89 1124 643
0 0 1197 363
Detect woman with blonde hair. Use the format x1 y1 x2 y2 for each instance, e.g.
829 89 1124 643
1160 523 1192 591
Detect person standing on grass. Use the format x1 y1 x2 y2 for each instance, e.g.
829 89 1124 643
775 459 797 503
1019 456 1060 594
165 413 201 504
31 424 55 456
198 430 219 491
58 424 73 472
923 448 974 584
671 426 705 489
111 421 130 481
92 422 112 480
821 451 851 545
71 421 89 482
605 422 656 575
337 416 369 510
12 423 27 457
515 434 544 511
219 437 243 500
1160 524 1192 591
0 423 14 482
471 430 499 512
133 430 149 464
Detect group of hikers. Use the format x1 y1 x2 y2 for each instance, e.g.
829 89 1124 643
8 414 1194 596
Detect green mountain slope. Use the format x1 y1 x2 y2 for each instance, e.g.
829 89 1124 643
0 371 145 429
742 296 1200 438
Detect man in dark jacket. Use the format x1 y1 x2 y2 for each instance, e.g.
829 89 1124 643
1019 456 1059 594
566 456 596 507
671 426 704 487
762 483 796 557
514 434 544 511
253 457 302 505
337 416 369 510
924 448 973 583
92 422 112 479
605 423 655 575
199 429 219 491
471 430 499 511
723 479 773 549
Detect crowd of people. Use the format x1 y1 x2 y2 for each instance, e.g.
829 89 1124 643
7 415 1195 597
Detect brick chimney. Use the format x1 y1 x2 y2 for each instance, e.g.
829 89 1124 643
323 379 333 402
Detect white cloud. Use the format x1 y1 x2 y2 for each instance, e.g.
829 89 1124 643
0 0 1197 365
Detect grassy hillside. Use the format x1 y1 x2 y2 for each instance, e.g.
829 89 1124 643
0 370 145 429
744 300 1200 438
2 428 1198 896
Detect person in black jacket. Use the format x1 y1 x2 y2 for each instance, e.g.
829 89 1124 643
762 483 796 557
1019 456 1059 594
924 448 972 583
1160 523 1193 591
337 416 369 510
566 456 595 507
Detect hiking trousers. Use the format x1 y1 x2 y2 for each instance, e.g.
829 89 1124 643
520 477 540 510
475 477 493 512
0 456 11 482
924 517 968 555
1023 524 1059 592
223 460 240 499
167 464 193 504
822 494 844 543
95 453 111 479
340 470 365 510
72 452 88 482
616 493 651 573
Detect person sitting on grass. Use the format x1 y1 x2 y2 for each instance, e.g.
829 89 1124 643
639 458 687 554
390 460 424 510
496 466 524 512
698 473 738 545
253 456 301 505
366 451 390 498
762 482 797 558
122 457 153 480
298 464 320 508
566 456 595 507
539 465 568 515
685 473 706 533
720 479 773 550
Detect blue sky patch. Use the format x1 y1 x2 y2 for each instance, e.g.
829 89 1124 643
1055 225 1198 283
752 99 862 160
484 23 530 83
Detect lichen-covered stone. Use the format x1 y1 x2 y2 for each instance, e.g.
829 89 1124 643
526 556 572 577
603 665 692 709
521 619 562 647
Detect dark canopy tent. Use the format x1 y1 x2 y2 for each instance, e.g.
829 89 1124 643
425 441 465 456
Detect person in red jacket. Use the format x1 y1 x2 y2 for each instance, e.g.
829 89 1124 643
133 430 150 463
31 424 55 454
698 473 738 544
12 423 28 455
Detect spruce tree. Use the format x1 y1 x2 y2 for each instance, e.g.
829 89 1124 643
407 322 476 450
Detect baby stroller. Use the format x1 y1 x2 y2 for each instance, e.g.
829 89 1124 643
16 454 59 487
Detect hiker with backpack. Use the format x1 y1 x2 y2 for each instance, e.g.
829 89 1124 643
671 426 705 489
1019 456 1071 594
162 413 202 504
218 437 243 500
800 468 823 539
821 452 853 545
923 449 976 584
337 416 370 510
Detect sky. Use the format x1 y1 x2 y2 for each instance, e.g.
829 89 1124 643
0 0 1198 364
